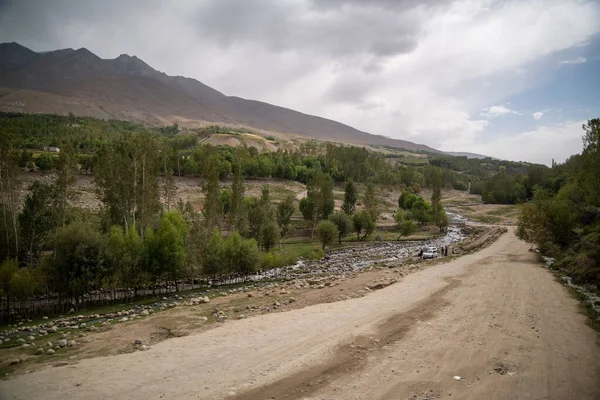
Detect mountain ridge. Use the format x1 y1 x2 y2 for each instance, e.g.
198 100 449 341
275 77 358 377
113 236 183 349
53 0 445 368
0 42 439 153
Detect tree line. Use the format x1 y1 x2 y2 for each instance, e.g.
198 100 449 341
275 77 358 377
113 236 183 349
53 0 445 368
517 119 600 288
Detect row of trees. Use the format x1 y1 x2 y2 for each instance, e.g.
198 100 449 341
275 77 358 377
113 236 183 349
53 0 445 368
518 119 600 288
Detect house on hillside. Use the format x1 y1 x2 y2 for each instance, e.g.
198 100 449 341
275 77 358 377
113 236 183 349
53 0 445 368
43 146 60 153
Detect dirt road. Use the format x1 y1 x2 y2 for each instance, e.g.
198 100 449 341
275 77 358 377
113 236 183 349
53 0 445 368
2 229 599 399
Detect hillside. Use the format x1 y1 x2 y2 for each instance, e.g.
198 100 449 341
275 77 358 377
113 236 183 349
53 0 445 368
0 42 438 153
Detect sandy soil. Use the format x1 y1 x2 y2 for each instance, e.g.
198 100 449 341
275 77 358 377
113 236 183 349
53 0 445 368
1 229 599 400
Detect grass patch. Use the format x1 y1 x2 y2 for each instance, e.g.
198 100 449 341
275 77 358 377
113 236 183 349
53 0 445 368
485 206 517 216
563 280 600 333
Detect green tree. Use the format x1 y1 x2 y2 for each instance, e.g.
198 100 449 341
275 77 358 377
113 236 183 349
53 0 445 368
53 145 78 228
51 221 106 307
363 182 379 220
202 162 222 230
411 197 431 225
397 220 417 240
0 134 21 260
229 164 246 231
276 194 295 246
303 170 334 238
0 259 18 313
430 167 443 228
221 189 232 215
341 179 357 215
19 150 32 168
329 212 352 244
19 181 55 265
237 237 261 275
261 221 280 253
106 224 144 298
352 210 375 241
204 229 223 277
153 210 189 291
316 220 338 250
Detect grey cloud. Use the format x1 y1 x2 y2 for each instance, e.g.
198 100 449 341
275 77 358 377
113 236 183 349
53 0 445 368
309 0 453 10
324 73 377 104
192 0 423 58
0 0 159 51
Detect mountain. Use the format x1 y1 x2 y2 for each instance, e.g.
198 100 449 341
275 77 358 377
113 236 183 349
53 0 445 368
0 42 439 152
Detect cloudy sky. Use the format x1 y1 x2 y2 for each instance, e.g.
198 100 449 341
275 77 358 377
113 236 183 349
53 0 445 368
1 0 599 165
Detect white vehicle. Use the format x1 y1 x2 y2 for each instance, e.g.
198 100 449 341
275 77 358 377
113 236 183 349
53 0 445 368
422 246 439 259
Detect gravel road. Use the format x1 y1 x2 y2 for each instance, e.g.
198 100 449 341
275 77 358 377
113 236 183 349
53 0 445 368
1 228 599 400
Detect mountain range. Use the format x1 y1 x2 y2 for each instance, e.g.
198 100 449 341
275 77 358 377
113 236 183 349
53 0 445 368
0 42 441 153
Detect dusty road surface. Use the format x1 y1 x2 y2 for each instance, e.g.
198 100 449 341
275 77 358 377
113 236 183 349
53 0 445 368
2 229 599 400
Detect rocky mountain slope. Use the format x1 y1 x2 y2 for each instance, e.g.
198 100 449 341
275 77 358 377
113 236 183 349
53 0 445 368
0 42 438 152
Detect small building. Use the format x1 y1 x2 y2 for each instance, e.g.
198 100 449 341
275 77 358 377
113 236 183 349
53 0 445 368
43 146 60 153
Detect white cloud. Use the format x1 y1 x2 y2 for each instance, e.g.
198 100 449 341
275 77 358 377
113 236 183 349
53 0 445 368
448 121 586 165
558 57 587 65
532 111 544 120
481 105 518 118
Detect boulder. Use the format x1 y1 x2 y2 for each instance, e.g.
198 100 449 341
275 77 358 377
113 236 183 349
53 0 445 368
67 340 76 347
134 338 143 345
47 326 58 333
58 339 67 347
36 348 44 355
140 310 149 316
79 323 87 329
46 349 55 355
17 338 26 343
120 317 129 323
89 326 98 331
27 335 35 341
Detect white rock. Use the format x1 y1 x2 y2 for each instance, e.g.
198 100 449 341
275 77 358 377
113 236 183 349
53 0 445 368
453 376 462 381
46 349 55 355
79 323 87 329
47 326 58 333
42 316 48 320
67 340 76 347
36 348 44 355
140 310 149 316
89 326 98 331
58 339 67 347
21 343 30 347
17 338 26 343
140 345 149 351
120 317 128 322
27 335 35 341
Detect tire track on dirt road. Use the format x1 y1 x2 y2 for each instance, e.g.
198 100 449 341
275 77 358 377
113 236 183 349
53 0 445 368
228 277 463 400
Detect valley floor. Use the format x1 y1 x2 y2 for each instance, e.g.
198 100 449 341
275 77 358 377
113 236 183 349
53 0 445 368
1 228 599 399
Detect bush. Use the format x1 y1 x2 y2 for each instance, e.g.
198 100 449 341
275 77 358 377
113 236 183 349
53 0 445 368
306 248 324 261
261 252 296 270
35 153 54 170
316 220 338 250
